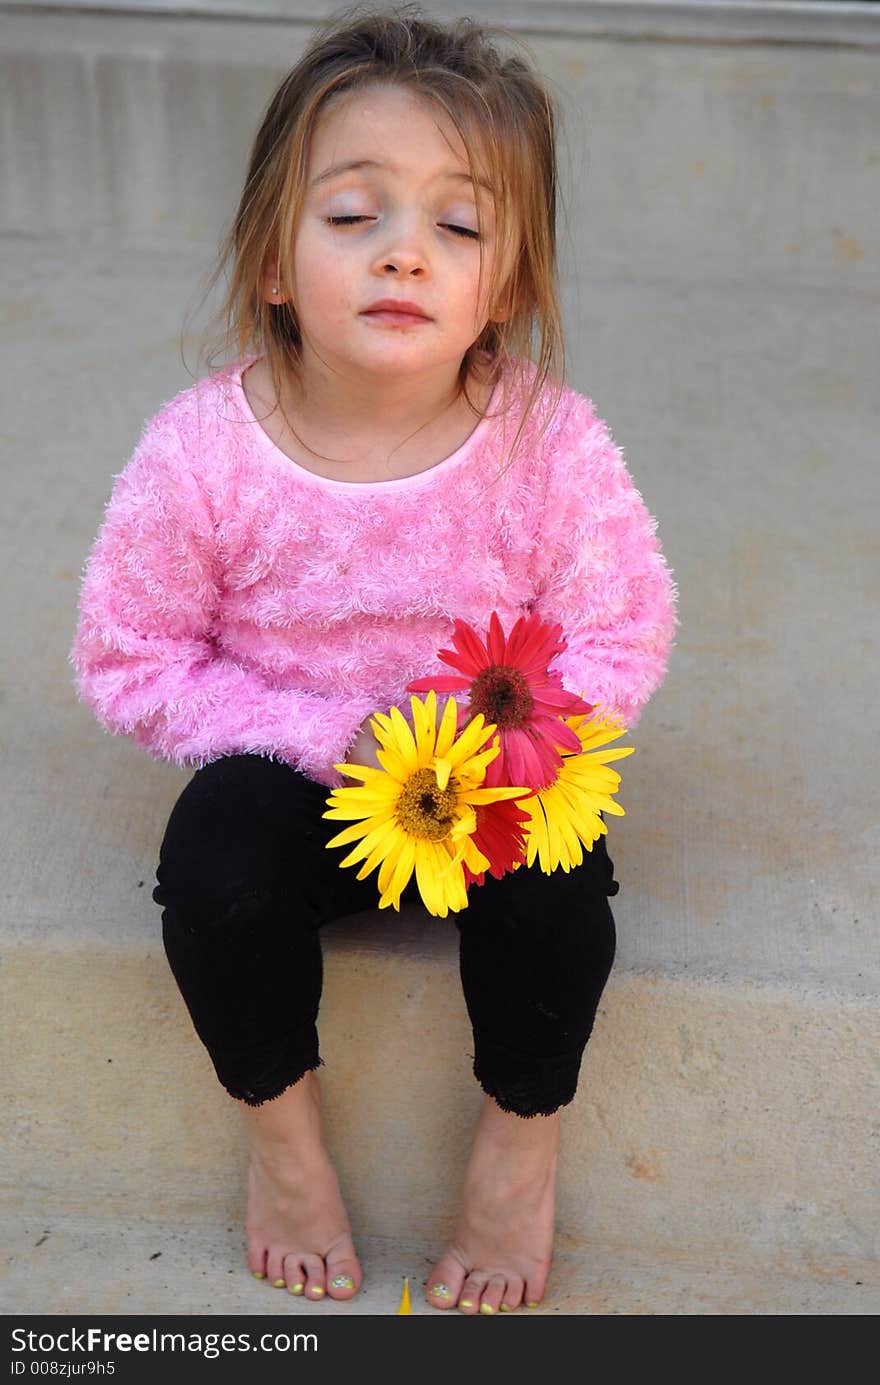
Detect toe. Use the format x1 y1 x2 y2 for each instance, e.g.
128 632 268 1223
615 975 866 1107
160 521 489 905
265 1245 289 1285
325 1246 361 1301
458 1274 487 1315
247 1242 267 1281
426 1253 466 1311
524 1268 550 1309
425 1280 456 1310
478 1274 506 1315
500 1274 525 1312
282 1253 307 1296
302 1254 327 1301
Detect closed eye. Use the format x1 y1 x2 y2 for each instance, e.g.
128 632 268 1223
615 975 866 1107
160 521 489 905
327 216 479 240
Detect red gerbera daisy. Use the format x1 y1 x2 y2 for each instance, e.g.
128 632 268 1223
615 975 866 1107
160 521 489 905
462 792 532 888
407 611 593 791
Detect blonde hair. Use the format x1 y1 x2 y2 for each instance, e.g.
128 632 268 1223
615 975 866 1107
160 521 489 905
188 1 569 483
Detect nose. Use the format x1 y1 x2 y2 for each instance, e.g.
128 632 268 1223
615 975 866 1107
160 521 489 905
372 212 428 277
379 259 425 277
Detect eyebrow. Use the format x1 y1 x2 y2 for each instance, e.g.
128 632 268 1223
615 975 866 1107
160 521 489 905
310 158 494 195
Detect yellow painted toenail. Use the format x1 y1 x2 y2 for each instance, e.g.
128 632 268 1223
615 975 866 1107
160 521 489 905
331 1275 355 1290
526 1301 540 1308
252 1271 265 1280
500 1304 511 1312
272 1279 286 1288
430 1284 453 1298
310 1286 325 1297
480 1303 494 1314
460 1299 473 1308
288 1283 304 1295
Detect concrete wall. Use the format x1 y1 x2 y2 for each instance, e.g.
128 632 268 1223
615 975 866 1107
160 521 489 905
2 0 878 1306
7 0 880 46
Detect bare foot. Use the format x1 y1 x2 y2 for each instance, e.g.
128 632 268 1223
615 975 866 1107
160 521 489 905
426 1094 558 1313
244 1070 362 1302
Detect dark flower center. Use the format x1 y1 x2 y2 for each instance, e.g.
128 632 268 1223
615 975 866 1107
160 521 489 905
397 767 458 841
470 665 534 730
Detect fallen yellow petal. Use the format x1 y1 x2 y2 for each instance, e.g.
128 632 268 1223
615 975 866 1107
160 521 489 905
397 1277 412 1314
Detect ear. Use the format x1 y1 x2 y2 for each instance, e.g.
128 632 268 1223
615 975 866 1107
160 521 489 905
260 257 290 306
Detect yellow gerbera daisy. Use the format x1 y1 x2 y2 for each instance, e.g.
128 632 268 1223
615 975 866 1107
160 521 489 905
323 690 528 918
518 707 635 874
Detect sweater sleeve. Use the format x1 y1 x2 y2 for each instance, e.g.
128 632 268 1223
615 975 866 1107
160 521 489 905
68 408 375 788
531 392 678 730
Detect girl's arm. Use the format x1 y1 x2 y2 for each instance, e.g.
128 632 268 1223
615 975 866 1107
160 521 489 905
69 413 375 788
531 392 678 729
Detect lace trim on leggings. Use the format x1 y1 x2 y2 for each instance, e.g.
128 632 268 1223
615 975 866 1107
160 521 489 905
211 1033 325 1108
471 1031 587 1119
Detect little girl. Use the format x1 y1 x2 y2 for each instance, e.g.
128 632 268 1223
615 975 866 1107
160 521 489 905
70 3 676 1314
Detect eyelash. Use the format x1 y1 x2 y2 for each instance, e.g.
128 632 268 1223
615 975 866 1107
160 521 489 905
327 215 480 240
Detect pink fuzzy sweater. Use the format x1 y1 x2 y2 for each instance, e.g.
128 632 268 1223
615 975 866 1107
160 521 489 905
69 353 677 789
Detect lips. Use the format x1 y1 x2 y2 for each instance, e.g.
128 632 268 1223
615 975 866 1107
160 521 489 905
362 299 432 319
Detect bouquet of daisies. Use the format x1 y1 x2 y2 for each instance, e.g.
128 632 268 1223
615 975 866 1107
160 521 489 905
322 612 634 918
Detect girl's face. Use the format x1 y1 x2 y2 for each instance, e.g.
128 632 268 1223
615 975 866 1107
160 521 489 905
285 83 513 388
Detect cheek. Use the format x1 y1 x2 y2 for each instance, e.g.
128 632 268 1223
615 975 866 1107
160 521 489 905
293 234 352 306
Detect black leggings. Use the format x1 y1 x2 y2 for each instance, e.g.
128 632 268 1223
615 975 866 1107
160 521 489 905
152 753 618 1118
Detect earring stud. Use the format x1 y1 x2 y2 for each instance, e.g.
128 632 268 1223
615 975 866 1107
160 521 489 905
271 286 279 294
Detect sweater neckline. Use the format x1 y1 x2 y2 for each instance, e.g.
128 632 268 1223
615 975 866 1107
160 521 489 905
228 353 503 493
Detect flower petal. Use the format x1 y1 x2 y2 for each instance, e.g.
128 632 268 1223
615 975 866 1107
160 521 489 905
325 811 395 849
388 704 418 772
336 815 400 867
434 756 452 792
440 619 487 674
445 713 496 769
406 675 470 693
434 695 460 759
323 798 398 821
462 784 531 805
411 691 436 765
331 762 388 784
415 841 444 916
487 609 506 664
386 833 417 905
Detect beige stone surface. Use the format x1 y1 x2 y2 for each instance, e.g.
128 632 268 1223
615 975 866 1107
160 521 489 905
5 935 879 1268
3 1211 877 1317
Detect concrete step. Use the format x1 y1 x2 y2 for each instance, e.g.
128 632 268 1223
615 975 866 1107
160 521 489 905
3 1209 877 1316
4 913 879 1273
